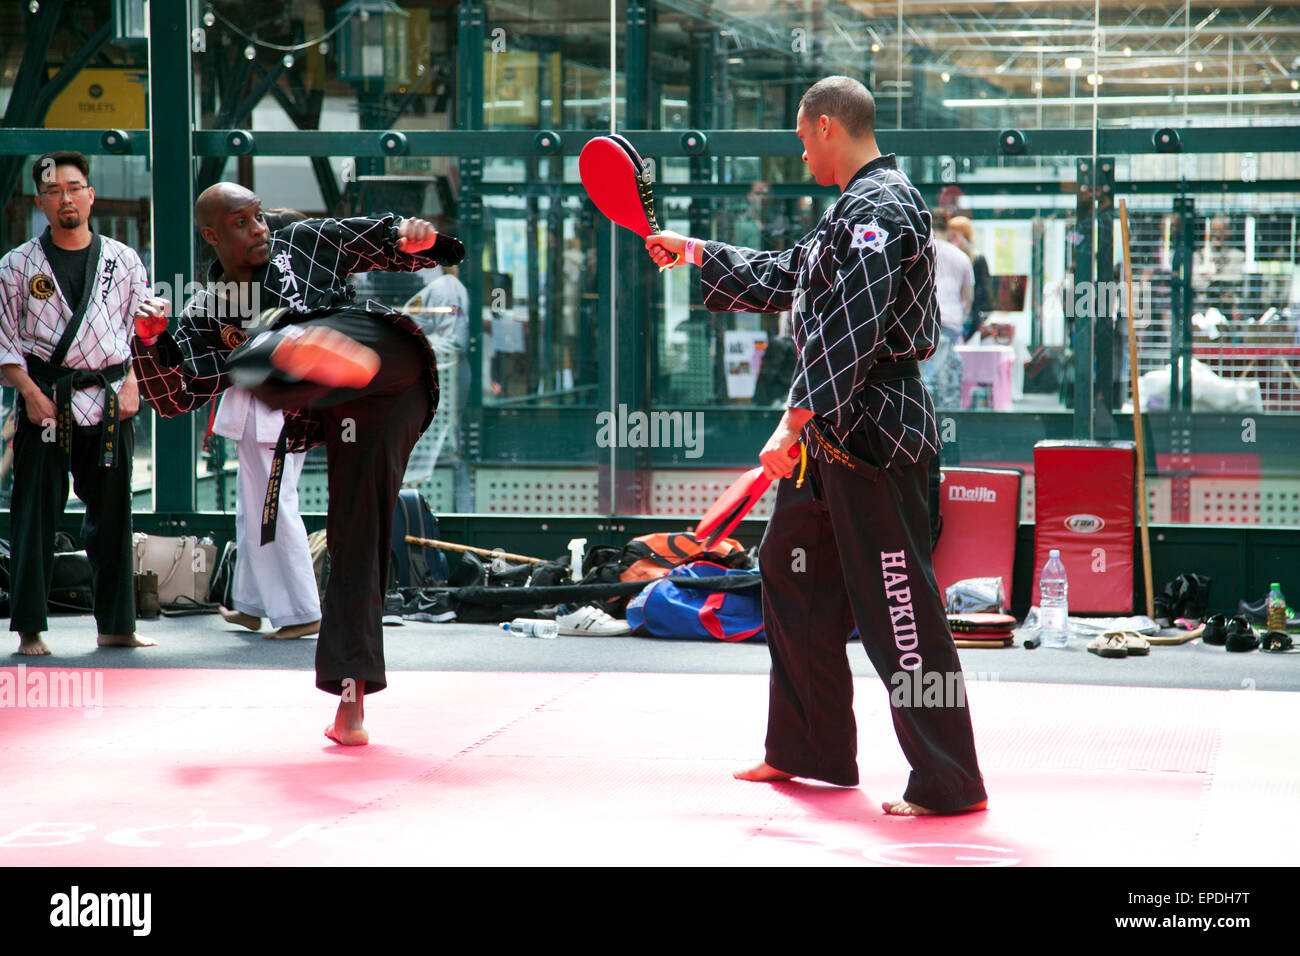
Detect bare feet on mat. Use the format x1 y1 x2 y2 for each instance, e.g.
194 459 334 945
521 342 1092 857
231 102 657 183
324 722 368 746
882 798 988 817
324 693 367 746
97 633 157 647
18 632 50 656
733 761 794 782
267 620 320 640
271 326 380 388
219 606 262 631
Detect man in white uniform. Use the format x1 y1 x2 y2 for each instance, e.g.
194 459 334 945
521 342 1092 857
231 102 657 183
213 386 321 639
209 208 321 639
0 150 154 654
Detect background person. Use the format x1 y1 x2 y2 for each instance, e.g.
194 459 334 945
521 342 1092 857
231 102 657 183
0 150 153 655
210 209 321 640
920 209 971 408
946 215 992 342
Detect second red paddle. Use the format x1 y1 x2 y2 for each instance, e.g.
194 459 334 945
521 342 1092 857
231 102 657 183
694 444 801 549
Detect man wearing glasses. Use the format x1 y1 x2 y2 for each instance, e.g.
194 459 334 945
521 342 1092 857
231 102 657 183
0 150 153 655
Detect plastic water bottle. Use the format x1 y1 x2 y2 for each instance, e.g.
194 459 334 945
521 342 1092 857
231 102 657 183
501 618 558 640
1267 583 1288 632
1039 550 1070 648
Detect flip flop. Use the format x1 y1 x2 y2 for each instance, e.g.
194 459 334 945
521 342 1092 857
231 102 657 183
1121 631 1151 656
1087 632 1128 658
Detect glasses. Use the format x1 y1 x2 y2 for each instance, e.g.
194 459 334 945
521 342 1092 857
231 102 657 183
40 185 88 200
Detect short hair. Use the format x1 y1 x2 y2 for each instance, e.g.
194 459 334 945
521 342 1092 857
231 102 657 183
798 76 876 138
947 215 974 244
32 151 90 189
932 208 951 233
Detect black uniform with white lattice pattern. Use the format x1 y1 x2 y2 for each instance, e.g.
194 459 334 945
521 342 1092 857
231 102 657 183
701 154 940 469
700 155 986 811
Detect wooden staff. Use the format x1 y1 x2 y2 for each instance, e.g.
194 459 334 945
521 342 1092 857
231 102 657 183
1119 198 1155 619
405 535 548 565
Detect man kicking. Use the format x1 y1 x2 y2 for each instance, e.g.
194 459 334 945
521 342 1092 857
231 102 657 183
132 182 464 746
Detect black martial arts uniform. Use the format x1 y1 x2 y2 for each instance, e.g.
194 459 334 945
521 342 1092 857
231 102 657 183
0 230 147 637
133 215 463 694
700 155 986 812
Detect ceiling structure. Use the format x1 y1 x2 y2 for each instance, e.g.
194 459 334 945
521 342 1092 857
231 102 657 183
706 1 1300 123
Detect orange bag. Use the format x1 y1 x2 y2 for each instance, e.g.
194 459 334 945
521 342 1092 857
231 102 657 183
619 532 746 584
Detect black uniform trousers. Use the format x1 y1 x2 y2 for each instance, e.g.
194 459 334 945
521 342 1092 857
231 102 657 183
8 409 136 636
249 310 431 696
757 450 987 813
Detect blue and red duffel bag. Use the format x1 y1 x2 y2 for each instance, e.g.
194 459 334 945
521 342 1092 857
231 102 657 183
626 561 764 642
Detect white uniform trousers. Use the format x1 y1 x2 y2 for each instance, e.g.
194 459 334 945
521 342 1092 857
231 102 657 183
231 415 322 628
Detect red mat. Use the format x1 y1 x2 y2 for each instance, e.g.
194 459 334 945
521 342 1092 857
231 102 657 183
0 668 1294 866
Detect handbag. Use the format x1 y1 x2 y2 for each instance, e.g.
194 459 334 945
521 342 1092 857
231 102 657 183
207 540 237 607
133 533 218 608
49 550 95 610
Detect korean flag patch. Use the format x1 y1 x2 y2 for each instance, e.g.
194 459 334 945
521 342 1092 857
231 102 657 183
851 220 889 254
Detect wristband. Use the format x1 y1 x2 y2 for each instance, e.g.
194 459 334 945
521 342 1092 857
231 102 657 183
138 333 158 347
685 238 698 265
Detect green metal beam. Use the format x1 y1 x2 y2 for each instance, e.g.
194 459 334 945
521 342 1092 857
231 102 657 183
1072 157 1094 440
147 0 196 513
5 126 1300 160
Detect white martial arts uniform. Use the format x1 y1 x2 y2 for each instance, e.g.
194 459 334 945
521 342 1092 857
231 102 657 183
212 387 320 628
0 229 144 425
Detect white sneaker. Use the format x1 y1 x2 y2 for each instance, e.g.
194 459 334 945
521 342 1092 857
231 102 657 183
555 605 631 636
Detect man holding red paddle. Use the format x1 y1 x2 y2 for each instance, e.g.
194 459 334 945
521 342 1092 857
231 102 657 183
647 76 987 817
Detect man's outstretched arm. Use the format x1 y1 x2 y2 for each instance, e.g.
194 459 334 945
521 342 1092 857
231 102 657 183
279 214 465 280
646 229 801 315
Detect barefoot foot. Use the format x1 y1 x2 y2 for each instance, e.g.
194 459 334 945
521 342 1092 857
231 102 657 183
97 633 157 648
219 606 262 631
324 719 369 746
733 761 795 782
324 689 367 745
882 798 988 817
18 632 51 656
267 620 320 640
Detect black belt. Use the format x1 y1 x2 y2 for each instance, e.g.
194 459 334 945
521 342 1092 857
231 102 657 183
802 360 921 479
24 356 127 468
261 425 290 545
865 359 918 382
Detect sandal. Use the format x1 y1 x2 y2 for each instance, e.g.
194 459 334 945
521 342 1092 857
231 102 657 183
1261 631 1293 653
1087 632 1129 658
1121 632 1151 656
